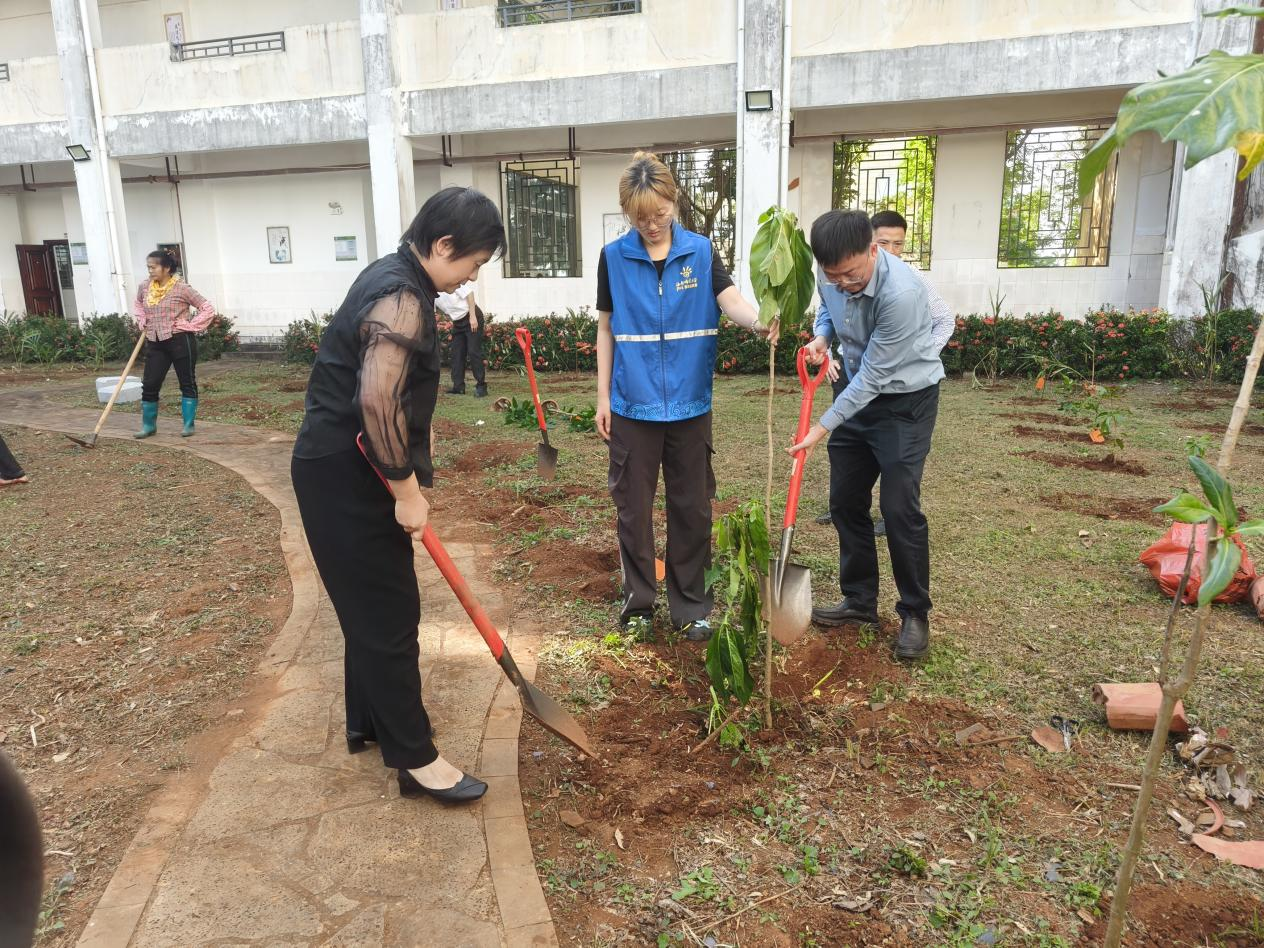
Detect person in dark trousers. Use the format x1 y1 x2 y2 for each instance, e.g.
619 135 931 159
0 750 43 948
0 432 29 486
595 151 774 642
132 249 216 439
437 281 487 396
814 209 954 531
291 187 507 804
789 210 945 660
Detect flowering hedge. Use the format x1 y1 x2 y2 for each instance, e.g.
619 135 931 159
942 306 1260 383
282 305 1260 382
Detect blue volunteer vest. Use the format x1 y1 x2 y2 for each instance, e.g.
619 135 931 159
605 222 719 422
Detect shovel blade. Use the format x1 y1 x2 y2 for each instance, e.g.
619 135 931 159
766 558 813 646
536 441 558 480
66 432 97 449
515 676 595 758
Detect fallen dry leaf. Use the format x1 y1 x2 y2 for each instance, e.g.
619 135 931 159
614 828 625 850
1167 808 1195 836
955 723 986 747
1031 726 1066 754
559 809 586 829
1191 833 1264 869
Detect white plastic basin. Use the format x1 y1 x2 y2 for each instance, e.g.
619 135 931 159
95 375 143 404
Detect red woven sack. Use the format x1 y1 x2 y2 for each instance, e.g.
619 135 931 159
1138 523 1256 605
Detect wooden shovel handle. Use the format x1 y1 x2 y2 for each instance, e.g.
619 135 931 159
93 333 147 436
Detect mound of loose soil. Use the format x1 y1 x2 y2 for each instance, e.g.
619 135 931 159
277 379 307 393
1009 395 1052 406
1080 883 1264 947
1040 492 1167 523
1156 398 1222 413
520 540 619 600
1010 424 1094 445
1021 450 1149 476
743 385 801 396
449 440 531 473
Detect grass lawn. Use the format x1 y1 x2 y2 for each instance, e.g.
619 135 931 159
37 359 1264 944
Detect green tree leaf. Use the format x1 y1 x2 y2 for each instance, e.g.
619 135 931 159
1189 455 1236 529
1079 51 1264 197
1154 493 1218 524
1198 537 1242 606
750 206 816 329
1236 518 1264 537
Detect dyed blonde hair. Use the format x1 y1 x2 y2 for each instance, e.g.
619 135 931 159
618 151 679 223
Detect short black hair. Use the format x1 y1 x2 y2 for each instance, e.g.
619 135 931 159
870 209 908 232
809 210 873 266
146 248 180 275
403 186 507 260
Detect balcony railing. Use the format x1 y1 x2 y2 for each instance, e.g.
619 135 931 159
170 31 286 62
0 63 10 82
496 0 641 28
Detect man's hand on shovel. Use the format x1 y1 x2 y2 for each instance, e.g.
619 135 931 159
787 423 829 461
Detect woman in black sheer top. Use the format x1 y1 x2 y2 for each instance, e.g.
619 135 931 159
292 187 507 804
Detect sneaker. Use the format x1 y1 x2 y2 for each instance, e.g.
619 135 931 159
474 383 488 397
678 618 713 642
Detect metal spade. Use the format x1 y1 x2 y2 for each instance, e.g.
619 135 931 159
767 348 830 646
66 333 146 449
356 434 594 757
514 327 558 480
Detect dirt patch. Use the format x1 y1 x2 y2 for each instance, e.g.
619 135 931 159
1009 396 1054 406
277 379 307 393
743 385 801 396
449 440 532 473
1000 411 1087 427
520 540 620 600
1178 419 1264 438
1010 424 1095 445
1156 398 1222 413
1020 450 1149 477
432 418 474 438
0 424 290 945
1041 492 1168 523
1080 883 1264 946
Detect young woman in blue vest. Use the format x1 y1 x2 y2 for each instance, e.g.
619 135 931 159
595 152 775 641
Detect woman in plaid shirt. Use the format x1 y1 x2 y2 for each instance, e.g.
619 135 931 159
132 249 216 438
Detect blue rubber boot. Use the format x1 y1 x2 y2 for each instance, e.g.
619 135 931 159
134 400 158 439
180 397 198 437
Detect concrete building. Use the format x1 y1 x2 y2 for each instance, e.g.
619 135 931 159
1 0 1259 337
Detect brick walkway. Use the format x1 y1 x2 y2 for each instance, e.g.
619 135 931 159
0 386 556 948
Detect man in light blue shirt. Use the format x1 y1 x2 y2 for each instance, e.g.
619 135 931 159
789 210 944 659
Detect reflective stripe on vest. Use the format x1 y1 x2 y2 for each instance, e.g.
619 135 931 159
614 328 719 343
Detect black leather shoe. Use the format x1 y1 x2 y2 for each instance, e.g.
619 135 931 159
446 386 465 395
398 769 488 803
894 615 930 660
873 519 887 537
811 599 879 627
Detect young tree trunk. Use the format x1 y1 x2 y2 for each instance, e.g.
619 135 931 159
1104 314 1264 947
763 332 778 730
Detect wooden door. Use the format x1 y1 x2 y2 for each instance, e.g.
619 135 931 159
16 244 62 316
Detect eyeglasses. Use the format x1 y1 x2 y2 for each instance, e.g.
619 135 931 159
633 207 673 229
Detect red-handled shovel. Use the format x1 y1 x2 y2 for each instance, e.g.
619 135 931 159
514 327 558 480
355 434 594 758
765 348 831 646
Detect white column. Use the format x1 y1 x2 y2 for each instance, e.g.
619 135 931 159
51 0 131 316
360 0 416 261
1162 0 1256 316
735 0 789 295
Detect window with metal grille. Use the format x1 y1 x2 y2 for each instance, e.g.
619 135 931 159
658 147 736 271
998 124 1117 268
502 159 580 278
832 135 937 270
496 0 641 27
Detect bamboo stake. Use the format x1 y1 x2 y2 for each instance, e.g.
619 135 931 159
1104 313 1264 948
763 324 778 730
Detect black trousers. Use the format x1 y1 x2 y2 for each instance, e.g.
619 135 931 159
0 434 24 480
608 411 715 626
449 319 485 389
828 382 939 618
141 333 198 402
291 449 438 770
